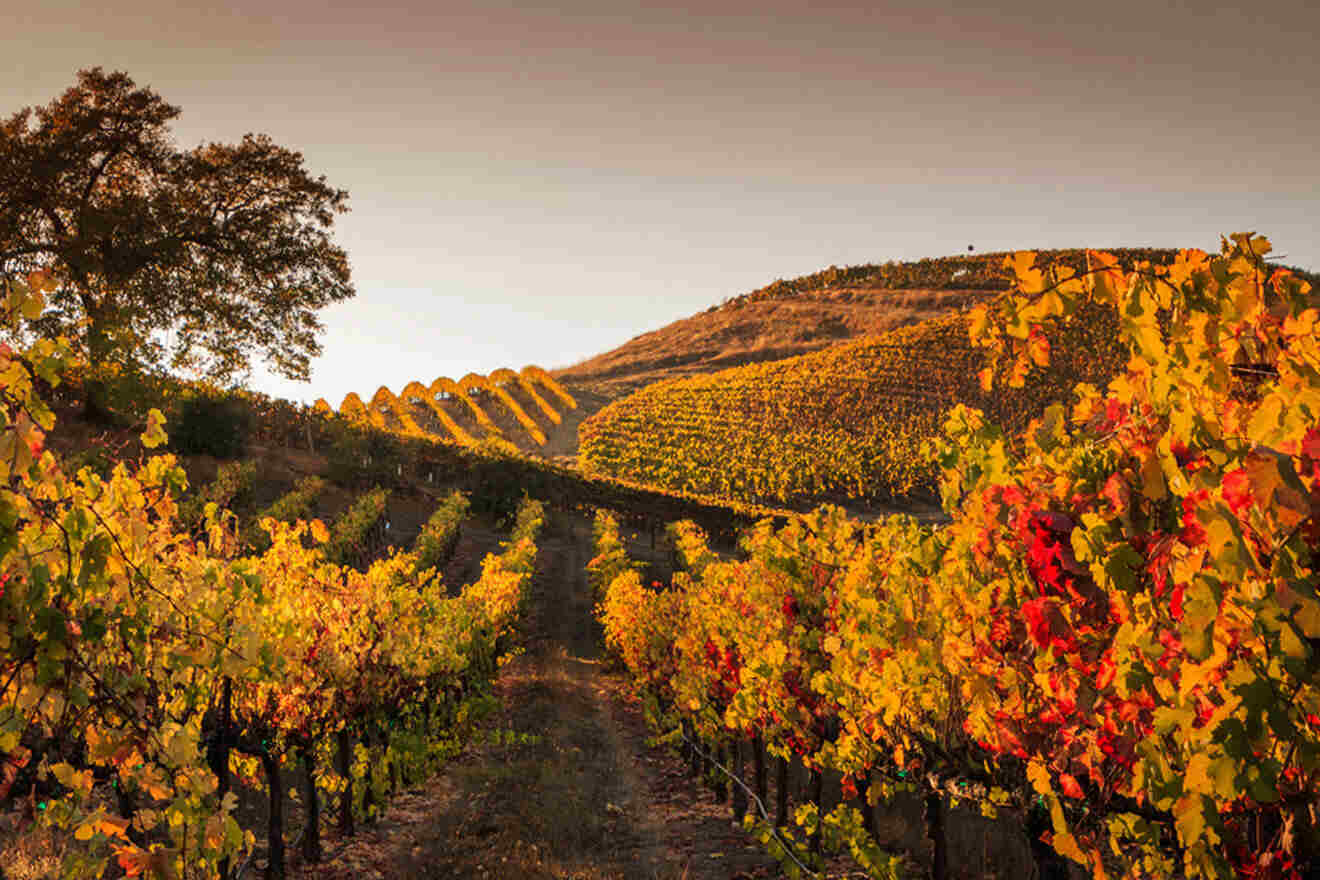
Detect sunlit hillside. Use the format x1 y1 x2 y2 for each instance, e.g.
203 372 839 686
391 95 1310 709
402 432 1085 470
552 248 1211 396
573 247 1320 506
577 302 1125 504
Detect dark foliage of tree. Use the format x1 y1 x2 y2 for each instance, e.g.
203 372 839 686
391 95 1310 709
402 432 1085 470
0 68 353 387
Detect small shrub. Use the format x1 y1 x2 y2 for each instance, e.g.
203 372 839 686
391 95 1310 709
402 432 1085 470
325 421 401 487
170 393 250 458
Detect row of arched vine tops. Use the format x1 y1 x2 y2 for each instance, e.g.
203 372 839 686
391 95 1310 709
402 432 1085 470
316 366 577 448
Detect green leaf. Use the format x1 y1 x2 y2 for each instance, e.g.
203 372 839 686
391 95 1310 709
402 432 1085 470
1244 450 1311 530
1294 597 1320 639
1101 544 1143 592
20 286 45 320
1140 451 1166 500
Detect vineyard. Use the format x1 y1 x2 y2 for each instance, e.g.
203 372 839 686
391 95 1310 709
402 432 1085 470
593 236 1320 878
0 270 552 879
578 299 1126 505
5 233 1319 880
316 366 578 451
24 61 1320 880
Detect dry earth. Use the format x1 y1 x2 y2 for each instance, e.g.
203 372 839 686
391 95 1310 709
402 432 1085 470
290 508 790 880
553 288 993 398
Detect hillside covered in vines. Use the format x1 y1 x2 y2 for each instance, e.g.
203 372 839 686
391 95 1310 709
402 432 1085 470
577 300 1125 505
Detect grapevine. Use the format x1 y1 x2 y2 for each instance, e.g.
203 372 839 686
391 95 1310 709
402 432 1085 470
595 234 1320 879
0 270 547 878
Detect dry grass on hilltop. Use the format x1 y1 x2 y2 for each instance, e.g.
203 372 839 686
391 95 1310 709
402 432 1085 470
552 287 993 398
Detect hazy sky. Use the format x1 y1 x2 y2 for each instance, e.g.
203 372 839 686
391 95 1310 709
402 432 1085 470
7 0 1318 406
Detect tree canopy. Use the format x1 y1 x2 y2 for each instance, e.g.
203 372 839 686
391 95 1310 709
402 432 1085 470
0 67 353 384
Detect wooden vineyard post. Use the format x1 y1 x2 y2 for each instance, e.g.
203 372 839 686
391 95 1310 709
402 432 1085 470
753 735 767 810
775 755 789 827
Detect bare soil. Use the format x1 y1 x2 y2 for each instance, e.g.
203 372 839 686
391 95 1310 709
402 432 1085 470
291 508 785 880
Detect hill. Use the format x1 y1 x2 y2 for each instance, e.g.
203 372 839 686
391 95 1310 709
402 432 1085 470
553 286 993 397
302 249 1313 473
552 248 1220 396
571 246 1320 506
577 302 1125 505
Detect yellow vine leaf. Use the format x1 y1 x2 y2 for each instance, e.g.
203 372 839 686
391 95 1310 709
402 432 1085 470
141 408 167 448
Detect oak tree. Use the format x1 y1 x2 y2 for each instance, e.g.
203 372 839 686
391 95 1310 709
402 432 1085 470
0 68 353 395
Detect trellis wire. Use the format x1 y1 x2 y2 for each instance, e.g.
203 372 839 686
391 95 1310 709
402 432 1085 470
676 726 826 879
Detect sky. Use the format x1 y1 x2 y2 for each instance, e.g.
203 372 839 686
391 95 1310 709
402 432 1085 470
6 0 1318 406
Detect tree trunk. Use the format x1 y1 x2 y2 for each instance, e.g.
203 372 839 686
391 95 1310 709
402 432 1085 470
300 748 321 864
925 792 946 880
114 785 144 848
80 376 115 424
208 679 233 880
80 313 117 424
856 771 877 840
712 740 727 804
261 751 285 880
1289 798 1320 880
362 740 377 823
1026 802 1070 880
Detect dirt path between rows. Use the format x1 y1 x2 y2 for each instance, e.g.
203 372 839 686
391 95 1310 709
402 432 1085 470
294 508 781 880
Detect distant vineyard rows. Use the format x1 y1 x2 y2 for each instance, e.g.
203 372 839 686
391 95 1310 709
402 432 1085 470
579 305 1126 505
318 365 576 448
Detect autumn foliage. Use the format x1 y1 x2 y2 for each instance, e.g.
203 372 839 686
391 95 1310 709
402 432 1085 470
0 271 544 879
597 234 1320 878
578 299 1124 505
